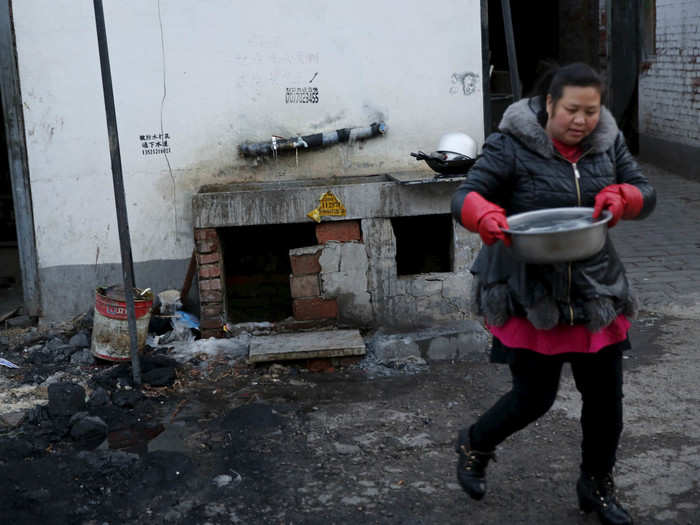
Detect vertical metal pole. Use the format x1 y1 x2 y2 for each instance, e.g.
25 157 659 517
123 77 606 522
500 0 522 101
93 0 141 385
481 0 492 137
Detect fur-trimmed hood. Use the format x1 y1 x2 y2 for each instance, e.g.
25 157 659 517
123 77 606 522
498 97 619 158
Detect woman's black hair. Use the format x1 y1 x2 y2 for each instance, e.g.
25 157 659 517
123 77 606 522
530 62 605 124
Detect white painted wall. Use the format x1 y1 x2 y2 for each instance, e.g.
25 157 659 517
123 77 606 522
12 1 483 304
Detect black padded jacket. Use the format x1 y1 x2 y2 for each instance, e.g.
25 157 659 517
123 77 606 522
451 97 656 329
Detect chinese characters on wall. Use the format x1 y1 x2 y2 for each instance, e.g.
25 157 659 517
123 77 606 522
140 133 171 155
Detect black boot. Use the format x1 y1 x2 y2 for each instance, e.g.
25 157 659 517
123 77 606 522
577 471 633 525
455 428 495 500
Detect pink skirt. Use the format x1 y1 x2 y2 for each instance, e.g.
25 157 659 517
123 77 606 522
487 315 630 355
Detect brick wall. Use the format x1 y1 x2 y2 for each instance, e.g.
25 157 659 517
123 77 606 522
194 217 481 335
288 220 365 322
638 0 700 148
194 228 224 338
194 221 363 336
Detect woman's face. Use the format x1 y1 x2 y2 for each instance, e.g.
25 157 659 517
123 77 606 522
545 86 601 145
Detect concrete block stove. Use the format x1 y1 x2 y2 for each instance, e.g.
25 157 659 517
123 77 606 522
192 173 481 338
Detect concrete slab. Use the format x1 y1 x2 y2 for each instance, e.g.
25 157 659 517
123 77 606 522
248 329 366 363
193 174 460 228
365 320 489 363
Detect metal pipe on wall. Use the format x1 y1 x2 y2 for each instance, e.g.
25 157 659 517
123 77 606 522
239 122 387 158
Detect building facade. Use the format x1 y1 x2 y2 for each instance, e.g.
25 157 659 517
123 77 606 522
1 1 484 325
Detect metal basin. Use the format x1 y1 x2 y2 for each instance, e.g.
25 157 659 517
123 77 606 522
503 207 612 264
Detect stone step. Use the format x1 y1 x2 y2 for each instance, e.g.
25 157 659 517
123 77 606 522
248 329 366 364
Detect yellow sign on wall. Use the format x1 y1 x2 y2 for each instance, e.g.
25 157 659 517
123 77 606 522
307 191 347 223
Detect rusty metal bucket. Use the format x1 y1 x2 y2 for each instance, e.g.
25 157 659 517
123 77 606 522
90 286 154 362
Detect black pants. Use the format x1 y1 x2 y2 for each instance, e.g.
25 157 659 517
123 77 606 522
470 344 624 476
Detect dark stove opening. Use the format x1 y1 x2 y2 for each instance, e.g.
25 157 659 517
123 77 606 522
220 223 317 323
391 214 453 276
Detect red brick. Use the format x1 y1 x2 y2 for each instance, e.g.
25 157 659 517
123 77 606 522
200 318 222 330
194 228 218 241
201 302 223 317
290 252 321 276
199 264 221 279
316 220 362 244
200 289 222 303
290 274 320 298
197 239 219 254
197 252 220 265
292 297 338 321
200 278 222 290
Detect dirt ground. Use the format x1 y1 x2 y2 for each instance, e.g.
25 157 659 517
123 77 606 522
0 309 698 525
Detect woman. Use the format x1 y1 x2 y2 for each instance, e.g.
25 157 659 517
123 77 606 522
450 62 655 525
